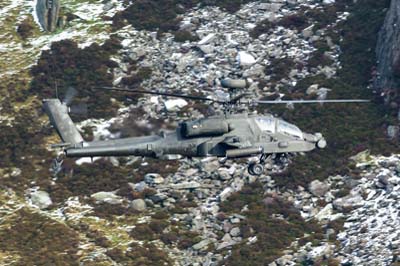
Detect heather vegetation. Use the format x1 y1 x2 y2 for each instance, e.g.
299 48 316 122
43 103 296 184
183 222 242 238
106 242 172 266
250 0 349 38
254 0 396 188
113 0 253 34
29 38 123 119
219 182 324 265
17 17 37 40
0 209 80 265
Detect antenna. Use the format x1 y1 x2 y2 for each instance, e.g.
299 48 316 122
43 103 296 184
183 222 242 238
55 80 59 100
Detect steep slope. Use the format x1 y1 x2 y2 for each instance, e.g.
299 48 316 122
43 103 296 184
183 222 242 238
0 0 398 265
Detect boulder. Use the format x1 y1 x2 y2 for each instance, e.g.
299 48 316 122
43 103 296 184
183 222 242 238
387 125 399 139
237 51 256 67
230 227 241 237
198 33 216 45
30 191 53 209
131 199 146 212
308 180 330 197
192 239 210 250
164 99 188 111
144 173 164 185
306 84 319 95
91 191 122 205
333 192 364 210
376 174 390 188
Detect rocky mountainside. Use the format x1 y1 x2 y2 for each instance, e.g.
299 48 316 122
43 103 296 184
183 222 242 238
0 0 399 265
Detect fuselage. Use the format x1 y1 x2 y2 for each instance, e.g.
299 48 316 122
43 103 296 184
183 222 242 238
65 112 324 158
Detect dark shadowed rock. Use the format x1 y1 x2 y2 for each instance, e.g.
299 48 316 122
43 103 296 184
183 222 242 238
36 0 61 32
375 0 400 92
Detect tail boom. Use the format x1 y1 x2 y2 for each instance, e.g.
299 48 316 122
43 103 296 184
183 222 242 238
43 99 84 145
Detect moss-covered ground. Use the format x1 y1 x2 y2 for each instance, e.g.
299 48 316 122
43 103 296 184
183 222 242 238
219 182 325 265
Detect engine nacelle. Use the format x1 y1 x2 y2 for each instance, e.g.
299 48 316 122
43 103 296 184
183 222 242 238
182 118 230 137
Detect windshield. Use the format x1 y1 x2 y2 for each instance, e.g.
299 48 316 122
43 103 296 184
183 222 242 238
255 117 276 133
278 120 303 139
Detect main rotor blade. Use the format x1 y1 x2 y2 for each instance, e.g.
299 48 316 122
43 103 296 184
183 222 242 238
255 99 370 104
96 87 226 104
63 87 78 106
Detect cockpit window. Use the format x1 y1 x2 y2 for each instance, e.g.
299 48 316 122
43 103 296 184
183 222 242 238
255 117 276 133
278 120 303 139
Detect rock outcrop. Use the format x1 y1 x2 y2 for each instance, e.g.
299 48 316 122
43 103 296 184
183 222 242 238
375 0 400 93
36 0 60 32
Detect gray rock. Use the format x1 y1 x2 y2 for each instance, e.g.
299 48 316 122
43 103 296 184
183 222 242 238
198 45 214 55
91 191 122 205
144 173 165 185
333 192 364 210
375 175 390 188
387 125 399 139
223 221 233 233
103 1 116 12
276 254 294 265
230 227 241 237
11 168 21 177
198 33 216 45
218 170 232 181
302 25 314 38
217 241 235 250
30 191 53 209
306 84 319 95
131 199 146 212
217 234 237 250
192 239 210 250
170 182 202 190
149 193 168 204
230 217 241 224
129 181 147 192
237 51 256 67
219 187 234 202
308 180 330 197
243 64 265 78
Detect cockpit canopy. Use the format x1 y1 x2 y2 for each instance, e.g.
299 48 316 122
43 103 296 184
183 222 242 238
255 117 303 139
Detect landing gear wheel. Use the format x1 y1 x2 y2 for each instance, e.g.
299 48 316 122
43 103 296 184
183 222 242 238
248 163 264 176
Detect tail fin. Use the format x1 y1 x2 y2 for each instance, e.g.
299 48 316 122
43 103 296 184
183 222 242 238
43 99 84 145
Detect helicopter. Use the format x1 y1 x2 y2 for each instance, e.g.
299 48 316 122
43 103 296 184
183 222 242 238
43 79 369 176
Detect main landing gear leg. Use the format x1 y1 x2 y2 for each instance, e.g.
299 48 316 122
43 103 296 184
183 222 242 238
248 154 271 176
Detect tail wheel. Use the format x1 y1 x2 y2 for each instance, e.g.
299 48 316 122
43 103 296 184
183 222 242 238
248 163 264 176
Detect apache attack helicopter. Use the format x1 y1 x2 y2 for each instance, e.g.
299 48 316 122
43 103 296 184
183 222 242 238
43 79 368 175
